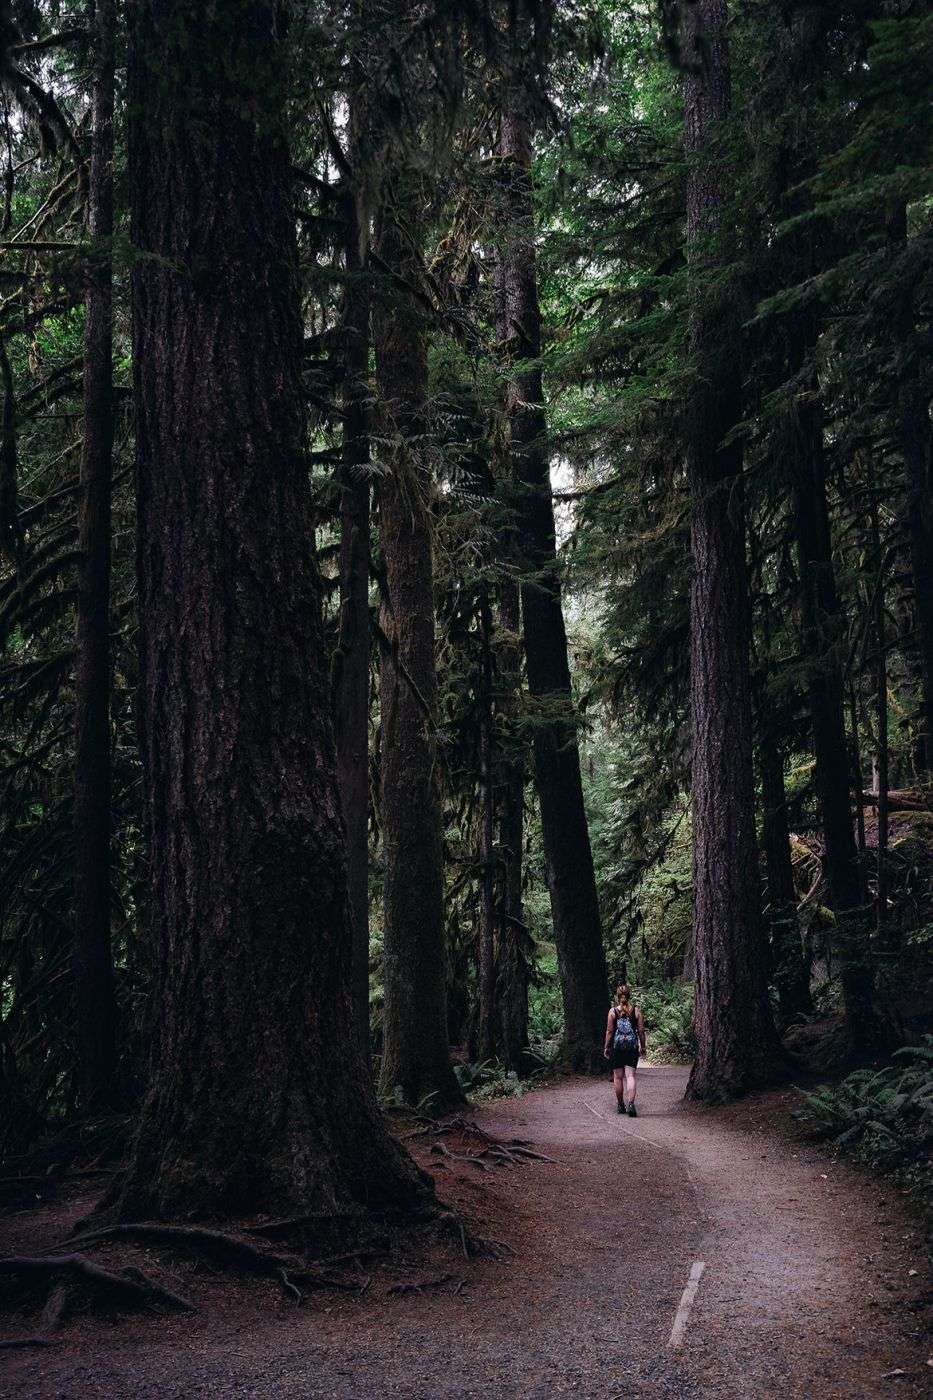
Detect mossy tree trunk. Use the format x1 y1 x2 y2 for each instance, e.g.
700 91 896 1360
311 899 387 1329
373 181 462 1109
498 68 608 1073
786 385 886 1052
682 0 784 1100
333 100 372 1060
116 0 427 1222
497 572 530 1070
758 734 812 1025
73 0 117 1110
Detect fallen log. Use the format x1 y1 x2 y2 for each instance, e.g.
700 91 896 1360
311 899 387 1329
861 788 932 813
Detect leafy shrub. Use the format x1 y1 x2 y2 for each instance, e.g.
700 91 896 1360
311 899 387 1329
522 1038 563 1074
452 1059 498 1094
377 1081 440 1117
796 1038 933 1211
453 1059 532 1101
529 970 697 1063
635 980 696 1062
527 945 564 1045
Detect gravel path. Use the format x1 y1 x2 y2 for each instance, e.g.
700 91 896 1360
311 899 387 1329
2 1067 929 1398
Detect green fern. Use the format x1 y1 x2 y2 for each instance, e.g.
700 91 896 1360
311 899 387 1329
796 1039 933 1209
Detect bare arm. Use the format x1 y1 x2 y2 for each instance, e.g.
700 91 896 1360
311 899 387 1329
604 1008 616 1058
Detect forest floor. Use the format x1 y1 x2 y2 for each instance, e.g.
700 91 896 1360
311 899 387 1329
1 1066 930 1399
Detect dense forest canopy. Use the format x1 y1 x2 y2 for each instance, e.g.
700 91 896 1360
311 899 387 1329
0 0 930 1228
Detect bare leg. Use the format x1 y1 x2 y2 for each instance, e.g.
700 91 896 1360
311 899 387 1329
624 1064 637 1106
612 1068 625 1108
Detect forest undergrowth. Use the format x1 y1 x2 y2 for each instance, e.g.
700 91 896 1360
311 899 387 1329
796 1037 933 1234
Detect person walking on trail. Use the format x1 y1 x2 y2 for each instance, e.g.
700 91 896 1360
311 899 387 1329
604 984 646 1116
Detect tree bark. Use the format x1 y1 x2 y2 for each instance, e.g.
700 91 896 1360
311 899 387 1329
498 72 608 1072
73 0 117 1109
0 328 18 559
682 0 783 1100
477 583 496 1062
867 459 889 935
900 371 933 777
885 206 933 779
849 681 868 857
373 184 462 1108
758 733 812 1024
116 0 427 1221
787 392 886 1051
497 571 529 1070
332 114 372 1060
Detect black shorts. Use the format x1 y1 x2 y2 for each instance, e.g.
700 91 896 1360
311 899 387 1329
611 1045 639 1070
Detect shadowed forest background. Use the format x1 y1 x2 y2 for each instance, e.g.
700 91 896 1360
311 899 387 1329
0 0 931 1269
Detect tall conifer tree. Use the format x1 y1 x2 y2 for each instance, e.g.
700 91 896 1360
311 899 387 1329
681 0 782 1099
374 176 462 1108
498 21 609 1070
73 0 117 1107
116 0 426 1219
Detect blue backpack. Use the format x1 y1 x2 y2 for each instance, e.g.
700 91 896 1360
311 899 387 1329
612 1007 639 1051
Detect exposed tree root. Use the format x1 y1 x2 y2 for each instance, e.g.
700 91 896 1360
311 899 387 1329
429 1142 489 1170
387 1272 455 1295
504 1144 556 1164
0 1252 194 1325
0 1138 527 1339
64 1222 301 1271
0 1281 69 1349
40 1282 71 1330
419 1121 556 1172
243 1210 363 1240
410 1115 555 1168
53 1223 365 1297
278 1268 303 1304
431 1209 510 1261
403 1115 500 1143
307 1244 391 1269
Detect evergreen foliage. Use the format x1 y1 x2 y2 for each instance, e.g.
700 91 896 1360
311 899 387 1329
0 0 930 1169
798 1037 933 1215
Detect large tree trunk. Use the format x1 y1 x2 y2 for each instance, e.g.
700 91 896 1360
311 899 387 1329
758 733 812 1024
0 329 17 558
73 0 117 1109
885 208 933 779
867 459 890 936
787 390 886 1052
115 0 426 1222
900 371 933 777
683 0 783 1100
333 120 372 1060
497 572 530 1070
498 73 608 1073
373 185 462 1108
477 583 496 1062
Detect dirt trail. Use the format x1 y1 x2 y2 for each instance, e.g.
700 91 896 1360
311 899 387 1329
2 1068 929 1398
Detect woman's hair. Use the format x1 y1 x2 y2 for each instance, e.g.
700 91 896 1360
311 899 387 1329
614 983 633 1016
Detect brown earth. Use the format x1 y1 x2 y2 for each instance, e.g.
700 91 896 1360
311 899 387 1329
1 1067 930 1398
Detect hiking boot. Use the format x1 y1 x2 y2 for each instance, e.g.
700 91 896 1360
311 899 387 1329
627 1104 638 1118
616 1100 625 1114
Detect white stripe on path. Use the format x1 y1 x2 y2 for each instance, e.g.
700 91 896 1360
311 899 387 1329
582 1095 711 1347
581 1096 709 1203
668 1260 706 1348
581 1097 674 1152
